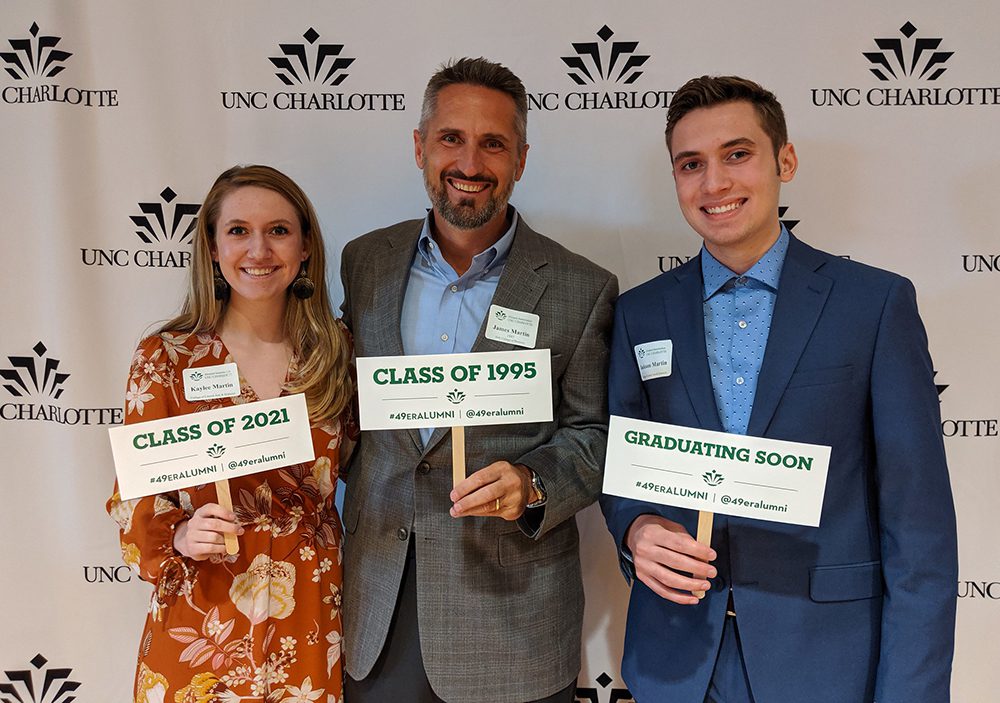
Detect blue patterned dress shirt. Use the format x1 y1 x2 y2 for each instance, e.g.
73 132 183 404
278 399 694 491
701 227 790 434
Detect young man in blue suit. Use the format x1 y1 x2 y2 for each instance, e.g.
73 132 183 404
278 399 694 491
601 76 957 703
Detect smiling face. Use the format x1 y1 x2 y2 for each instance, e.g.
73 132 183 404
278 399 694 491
414 83 528 232
211 185 307 306
670 100 797 271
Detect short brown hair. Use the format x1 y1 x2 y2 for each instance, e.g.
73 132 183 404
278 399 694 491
665 75 787 163
418 57 528 149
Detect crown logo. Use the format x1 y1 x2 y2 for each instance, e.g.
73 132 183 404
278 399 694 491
864 22 953 81
561 25 649 86
1 23 72 81
702 470 724 487
269 28 355 87
130 187 200 244
1 342 70 399
0 653 81 703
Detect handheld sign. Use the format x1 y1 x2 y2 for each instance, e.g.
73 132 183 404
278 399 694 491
603 416 832 597
109 394 315 554
356 349 553 487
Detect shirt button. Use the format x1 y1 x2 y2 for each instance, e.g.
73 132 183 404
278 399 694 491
737 276 747 285
397 527 409 541
417 461 431 475
450 285 458 293
738 320 748 329
440 333 449 342
736 376 745 385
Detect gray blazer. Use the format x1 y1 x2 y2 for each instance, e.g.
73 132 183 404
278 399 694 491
340 215 618 702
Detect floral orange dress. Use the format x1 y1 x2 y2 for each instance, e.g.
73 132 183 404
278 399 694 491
107 331 353 703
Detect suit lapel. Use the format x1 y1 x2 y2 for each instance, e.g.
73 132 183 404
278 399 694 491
669 260 724 433
470 220 548 354
423 218 549 456
747 236 832 437
371 222 422 450
371 223 420 358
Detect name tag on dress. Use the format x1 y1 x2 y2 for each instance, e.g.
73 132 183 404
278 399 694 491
183 362 241 401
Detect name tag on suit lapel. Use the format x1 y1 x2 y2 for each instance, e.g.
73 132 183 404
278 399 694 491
485 304 539 348
634 340 672 381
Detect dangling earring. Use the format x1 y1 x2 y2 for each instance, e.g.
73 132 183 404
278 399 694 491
291 263 315 300
213 262 230 301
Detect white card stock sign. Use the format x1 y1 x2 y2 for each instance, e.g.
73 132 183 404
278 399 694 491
109 394 315 500
604 415 832 527
356 349 553 431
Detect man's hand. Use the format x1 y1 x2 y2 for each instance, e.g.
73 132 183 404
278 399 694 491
173 503 244 560
450 461 533 521
626 514 717 605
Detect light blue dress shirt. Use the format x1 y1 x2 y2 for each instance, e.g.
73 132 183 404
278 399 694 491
401 210 519 444
702 227 790 435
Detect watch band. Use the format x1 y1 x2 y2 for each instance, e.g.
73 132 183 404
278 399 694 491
525 469 547 508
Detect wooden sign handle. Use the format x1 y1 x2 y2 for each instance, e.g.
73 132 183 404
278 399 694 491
451 425 466 488
214 479 239 555
692 510 714 599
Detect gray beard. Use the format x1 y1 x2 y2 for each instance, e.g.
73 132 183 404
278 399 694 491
424 172 511 230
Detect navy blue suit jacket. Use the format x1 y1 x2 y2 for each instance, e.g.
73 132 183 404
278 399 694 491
601 235 957 703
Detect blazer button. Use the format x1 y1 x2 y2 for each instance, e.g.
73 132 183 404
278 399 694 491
713 577 727 591
417 461 431 475
397 527 409 541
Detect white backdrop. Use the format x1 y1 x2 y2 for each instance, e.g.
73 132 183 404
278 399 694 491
1 2 998 701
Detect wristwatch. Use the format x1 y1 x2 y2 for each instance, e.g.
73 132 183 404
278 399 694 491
525 468 547 508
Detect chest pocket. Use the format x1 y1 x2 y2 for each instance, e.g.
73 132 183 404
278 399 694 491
787 364 854 389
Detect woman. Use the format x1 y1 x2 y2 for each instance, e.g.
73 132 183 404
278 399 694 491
107 165 354 703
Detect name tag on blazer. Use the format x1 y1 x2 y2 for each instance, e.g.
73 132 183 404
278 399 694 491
485 304 539 348
634 340 672 381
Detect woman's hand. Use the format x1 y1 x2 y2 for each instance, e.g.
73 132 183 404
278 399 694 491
173 503 244 560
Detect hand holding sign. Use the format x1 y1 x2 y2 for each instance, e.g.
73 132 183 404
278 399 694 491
173 503 244 560
626 514 716 604
606 415 832 603
356 350 553 498
449 460 533 520
109 394 316 555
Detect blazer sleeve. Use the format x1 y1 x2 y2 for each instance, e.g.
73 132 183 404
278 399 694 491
870 276 958 703
515 272 618 537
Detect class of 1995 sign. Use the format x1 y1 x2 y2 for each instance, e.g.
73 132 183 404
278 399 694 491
356 349 553 431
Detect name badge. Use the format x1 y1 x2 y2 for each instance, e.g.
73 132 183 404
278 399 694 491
485 304 539 348
183 362 241 401
634 340 672 381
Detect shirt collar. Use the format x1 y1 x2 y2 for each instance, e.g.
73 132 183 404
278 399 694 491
701 226 790 300
417 207 519 278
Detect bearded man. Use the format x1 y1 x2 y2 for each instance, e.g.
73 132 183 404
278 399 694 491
340 57 618 703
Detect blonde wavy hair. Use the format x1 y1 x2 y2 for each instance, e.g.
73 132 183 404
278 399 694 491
159 165 352 424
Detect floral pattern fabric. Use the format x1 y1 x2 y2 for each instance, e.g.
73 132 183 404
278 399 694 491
108 331 351 703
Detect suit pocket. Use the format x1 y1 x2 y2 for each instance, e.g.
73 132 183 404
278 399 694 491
498 524 578 567
787 365 854 389
809 560 883 602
